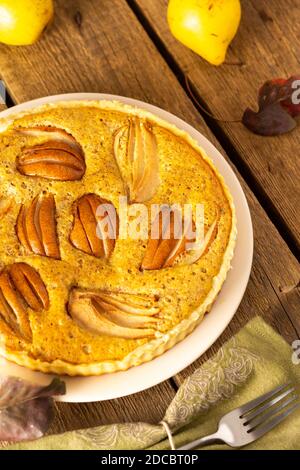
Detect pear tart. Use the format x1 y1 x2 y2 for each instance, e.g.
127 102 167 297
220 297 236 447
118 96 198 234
0 101 236 376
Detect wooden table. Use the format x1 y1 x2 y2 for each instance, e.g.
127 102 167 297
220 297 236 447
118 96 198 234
0 0 299 435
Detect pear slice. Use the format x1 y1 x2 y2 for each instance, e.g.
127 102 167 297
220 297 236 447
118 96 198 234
0 263 49 342
68 290 157 339
132 121 159 203
141 206 193 270
14 126 80 149
114 118 160 203
0 271 32 341
25 193 45 255
9 262 49 312
16 205 32 253
178 217 218 266
38 193 61 259
18 141 85 181
142 206 219 270
16 192 60 259
93 299 158 329
15 126 86 181
95 292 160 316
69 194 117 259
0 287 19 333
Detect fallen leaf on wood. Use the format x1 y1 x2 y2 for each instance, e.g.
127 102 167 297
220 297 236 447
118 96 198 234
242 76 300 136
0 376 65 443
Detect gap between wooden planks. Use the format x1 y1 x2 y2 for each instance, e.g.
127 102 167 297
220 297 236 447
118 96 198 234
0 0 298 434
129 0 300 257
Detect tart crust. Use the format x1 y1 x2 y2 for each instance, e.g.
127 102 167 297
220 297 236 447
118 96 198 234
0 100 237 376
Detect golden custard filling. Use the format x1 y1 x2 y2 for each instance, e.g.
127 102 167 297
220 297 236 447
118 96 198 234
0 101 235 375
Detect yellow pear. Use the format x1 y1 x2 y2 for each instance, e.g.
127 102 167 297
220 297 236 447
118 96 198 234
0 0 54 46
167 0 241 66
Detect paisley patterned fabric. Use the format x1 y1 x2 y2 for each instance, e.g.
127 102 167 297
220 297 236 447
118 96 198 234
165 342 259 429
5 317 300 450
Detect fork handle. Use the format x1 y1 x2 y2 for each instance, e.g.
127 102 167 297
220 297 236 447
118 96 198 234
177 432 221 450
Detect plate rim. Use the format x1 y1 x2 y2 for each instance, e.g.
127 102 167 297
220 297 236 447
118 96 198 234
0 93 253 402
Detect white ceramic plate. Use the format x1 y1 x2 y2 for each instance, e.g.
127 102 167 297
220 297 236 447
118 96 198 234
0 93 253 403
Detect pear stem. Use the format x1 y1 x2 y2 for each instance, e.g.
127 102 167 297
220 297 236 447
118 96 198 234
184 74 242 124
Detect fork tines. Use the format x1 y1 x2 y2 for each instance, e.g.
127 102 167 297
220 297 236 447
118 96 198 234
239 383 300 437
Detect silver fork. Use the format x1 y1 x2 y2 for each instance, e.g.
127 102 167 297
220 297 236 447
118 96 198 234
178 383 300 450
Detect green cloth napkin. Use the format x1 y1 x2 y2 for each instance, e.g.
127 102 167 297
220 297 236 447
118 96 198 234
6 317 300 450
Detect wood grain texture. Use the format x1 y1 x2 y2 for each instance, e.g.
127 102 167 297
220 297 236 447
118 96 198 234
50 382 174 433
0 0 298 431
132 0 300 252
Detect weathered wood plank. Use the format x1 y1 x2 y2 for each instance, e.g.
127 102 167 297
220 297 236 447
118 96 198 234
132 0 300 252
50 382 173 434
0 0 298 428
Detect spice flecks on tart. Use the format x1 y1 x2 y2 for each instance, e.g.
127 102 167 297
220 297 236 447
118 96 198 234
0 196 13 219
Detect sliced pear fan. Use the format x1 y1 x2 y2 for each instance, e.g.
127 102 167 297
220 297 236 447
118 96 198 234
69 194 117 259
68 289 160 339
14 126 86 181
16 192 61 259
142 206 219 270
14 126 79 149
0 263 49 342
114 118 160 203
141 206 194 270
